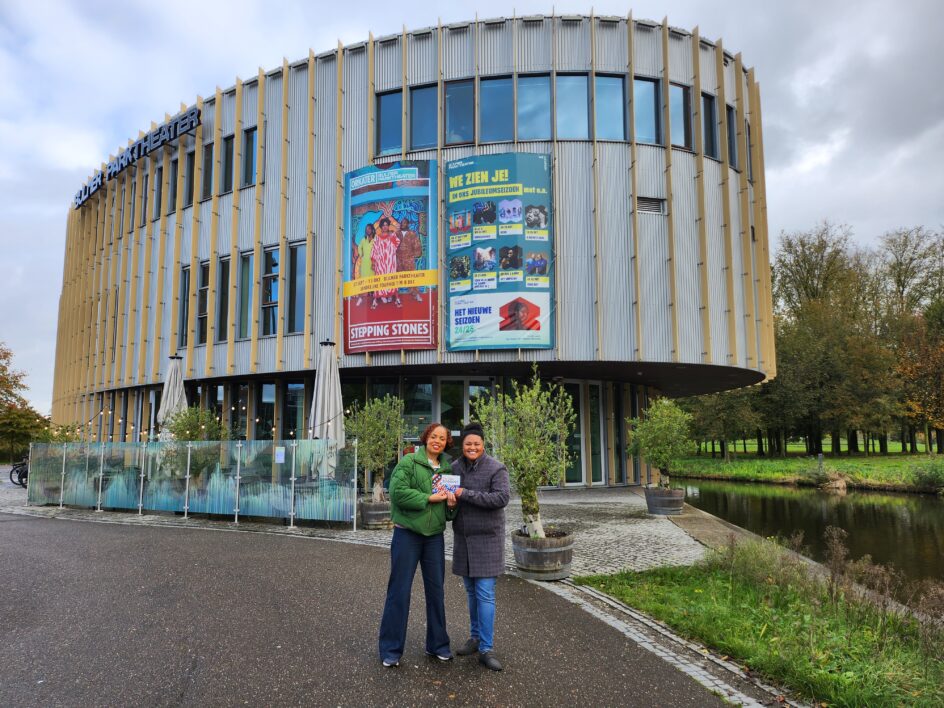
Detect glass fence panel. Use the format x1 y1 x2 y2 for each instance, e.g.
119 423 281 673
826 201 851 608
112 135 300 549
187 441 237 515
294 440 357 522
141 441 186 512
62 443 98 508
237 440 292 519
26 443 63 505
101 443 145 511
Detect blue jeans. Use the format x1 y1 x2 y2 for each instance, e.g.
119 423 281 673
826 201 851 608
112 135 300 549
378 527 450 662
461 576 497 653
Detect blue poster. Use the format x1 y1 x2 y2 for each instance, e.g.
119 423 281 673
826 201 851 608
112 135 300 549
445 153 554 350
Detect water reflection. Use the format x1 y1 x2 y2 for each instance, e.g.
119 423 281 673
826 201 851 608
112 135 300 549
676 479 944 582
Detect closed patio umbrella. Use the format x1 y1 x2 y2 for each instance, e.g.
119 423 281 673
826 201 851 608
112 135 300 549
309 341 345 478
156 355 188 438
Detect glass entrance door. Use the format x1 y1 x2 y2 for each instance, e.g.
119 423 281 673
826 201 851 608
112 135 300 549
563 382 585 485
437 378 493 458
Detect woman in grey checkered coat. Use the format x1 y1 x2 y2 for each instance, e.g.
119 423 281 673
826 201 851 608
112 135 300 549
446 422 510 671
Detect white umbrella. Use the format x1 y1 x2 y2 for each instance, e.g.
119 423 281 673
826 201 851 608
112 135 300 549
156 356 188 436
309 341 345 479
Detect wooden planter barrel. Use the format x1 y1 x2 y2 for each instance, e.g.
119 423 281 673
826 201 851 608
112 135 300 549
511 531 574 581
644 487 685 515
358 500 392 529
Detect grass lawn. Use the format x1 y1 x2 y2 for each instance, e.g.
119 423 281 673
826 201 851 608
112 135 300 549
576 539 944 707
674 454 944 493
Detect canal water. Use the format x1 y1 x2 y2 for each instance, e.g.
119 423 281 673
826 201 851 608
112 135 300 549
675 479 944 583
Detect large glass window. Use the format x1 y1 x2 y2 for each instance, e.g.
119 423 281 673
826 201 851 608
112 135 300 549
184 150 195 207
670 84 692 149
702 93 718 159
238 252 254 339
233 383 249 439
255 383 275 440
633 78 660 144
197 261 209 345
726 104 738 167
517 75 551 141
201 142 214 199
403 377 433 439
242 127 257 187
556 74 589 140
376 90 402 155
410 85 437 150
479 77 513 142
220 135 234 193
444 80 474 144
288 243 306 334
178 266 190 348
168 158 178 213
153 166 163 219
261 248 279 337
282 382 305 440
216 257 229 342
594 75 625 140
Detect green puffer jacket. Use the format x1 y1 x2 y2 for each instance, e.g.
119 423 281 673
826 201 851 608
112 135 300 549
389 450 457 536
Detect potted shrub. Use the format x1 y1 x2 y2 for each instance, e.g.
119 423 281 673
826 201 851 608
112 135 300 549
345 394 404 529
473 365 577 580
626 398 695 515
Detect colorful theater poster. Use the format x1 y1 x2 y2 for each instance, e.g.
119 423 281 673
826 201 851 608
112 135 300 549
343 161 438 353
445 153 554 350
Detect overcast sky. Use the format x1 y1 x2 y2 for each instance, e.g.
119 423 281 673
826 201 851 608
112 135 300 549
2 0 942 413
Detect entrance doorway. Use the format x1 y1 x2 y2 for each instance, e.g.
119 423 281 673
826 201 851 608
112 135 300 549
436 378 492 457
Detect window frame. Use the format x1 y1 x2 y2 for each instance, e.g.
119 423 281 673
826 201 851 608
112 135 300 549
478 75 514 143
237 251 254 340
669 83 693 150
261 247 279 338
554 73 590 141
701 92 719 160
376 89 403 156
409 84 438 150
152 166 163 221
168 157 179 214
220 134 234 194
516 73 552 142
443 79 475 146
726 104 738 169
184 150 195 207
593 73 627 141
632 76 661 145
178 265 190 348
287 242 306 334
201 142 214 200
216 256 230 343
241 127 257 187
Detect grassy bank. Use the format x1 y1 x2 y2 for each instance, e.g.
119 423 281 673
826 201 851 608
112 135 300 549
577 537 944 707
673 455 944 494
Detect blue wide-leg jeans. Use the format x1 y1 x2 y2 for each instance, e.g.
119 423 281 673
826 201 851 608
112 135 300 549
461 576 497 653
378 527 450 662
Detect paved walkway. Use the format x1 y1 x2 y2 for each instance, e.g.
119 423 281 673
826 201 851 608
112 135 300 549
0 471 796 706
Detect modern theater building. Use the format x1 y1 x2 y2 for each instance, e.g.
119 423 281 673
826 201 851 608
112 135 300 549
52 13 775 487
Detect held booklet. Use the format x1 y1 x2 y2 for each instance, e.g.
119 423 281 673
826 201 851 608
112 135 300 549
432 473 461 494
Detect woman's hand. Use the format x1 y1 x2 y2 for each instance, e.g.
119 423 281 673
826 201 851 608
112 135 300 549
446 491 457 508
428 491 448 503
454 487 464 498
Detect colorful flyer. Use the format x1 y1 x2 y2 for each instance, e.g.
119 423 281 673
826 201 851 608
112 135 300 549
445 153 554 350
343 161 438 353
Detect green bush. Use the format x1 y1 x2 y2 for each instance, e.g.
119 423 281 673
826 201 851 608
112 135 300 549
911 458 944 491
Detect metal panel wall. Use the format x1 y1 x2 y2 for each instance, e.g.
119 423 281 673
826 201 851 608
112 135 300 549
288 64 308 240
220 89 236 137
704 160 729 365
283 335 303 371
477 20 513 75
597 143 635 360
555 17 591 71
201 97 217 144
409 29 438 84
728 174 746 367
593 18 629 73
443 23 473 80
516 18 552 73
215 192 233 254
256 338 276 373
667 31 693 84
312 53 339 346
636 145 666 197
699 42 718 93
374 36 402 92
242 79 259 129
237 188 255 250
197 199 212 257
234 339 250 371
632 23 662 77
671 154 702 362
638 213 672 361
261 72 282 246
555 142 596 360
213 342 227 373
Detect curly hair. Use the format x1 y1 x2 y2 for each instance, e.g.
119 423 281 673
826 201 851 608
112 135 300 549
419 422 453 448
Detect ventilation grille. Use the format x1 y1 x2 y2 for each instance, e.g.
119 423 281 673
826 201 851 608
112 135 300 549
637 197 665 214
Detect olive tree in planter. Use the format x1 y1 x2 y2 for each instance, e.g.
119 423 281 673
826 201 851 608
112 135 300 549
473 366 577 580
626 398 695 515
345 394 404 529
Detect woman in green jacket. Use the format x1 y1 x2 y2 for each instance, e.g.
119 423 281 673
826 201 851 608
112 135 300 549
378 423 456 667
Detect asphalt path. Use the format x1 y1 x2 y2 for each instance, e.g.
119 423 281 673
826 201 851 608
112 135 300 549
0 512 726 707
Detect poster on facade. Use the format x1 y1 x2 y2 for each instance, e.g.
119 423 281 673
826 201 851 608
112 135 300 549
343 161 438 353
445 153 554 350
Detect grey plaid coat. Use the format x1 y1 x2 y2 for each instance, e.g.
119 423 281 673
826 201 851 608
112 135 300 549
450 453 511 578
